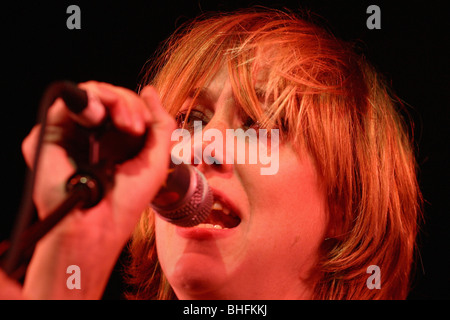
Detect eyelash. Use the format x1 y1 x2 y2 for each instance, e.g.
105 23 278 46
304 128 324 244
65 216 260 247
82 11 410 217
175 109 262 132
175 110 209 130
242 117 261 131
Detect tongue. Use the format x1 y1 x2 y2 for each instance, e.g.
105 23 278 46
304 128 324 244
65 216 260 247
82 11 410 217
204 210 241 228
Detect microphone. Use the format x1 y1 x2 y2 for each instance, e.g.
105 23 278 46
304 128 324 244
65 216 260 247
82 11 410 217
57 81 212 227
151 161 213 227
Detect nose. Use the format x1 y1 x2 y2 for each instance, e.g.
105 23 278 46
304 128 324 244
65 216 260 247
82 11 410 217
190 119 234 176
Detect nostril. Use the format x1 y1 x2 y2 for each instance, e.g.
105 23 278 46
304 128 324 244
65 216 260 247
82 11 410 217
204 155 221 166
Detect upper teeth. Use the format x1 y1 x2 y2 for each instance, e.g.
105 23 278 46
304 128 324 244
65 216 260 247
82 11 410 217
197 223 225 229
212 200 231 215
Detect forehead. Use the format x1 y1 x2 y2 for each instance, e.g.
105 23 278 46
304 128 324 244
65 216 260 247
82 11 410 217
189 65 270 104
193 68 229 101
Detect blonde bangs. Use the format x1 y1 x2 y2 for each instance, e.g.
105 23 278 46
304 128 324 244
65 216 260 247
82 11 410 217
141 10 335 139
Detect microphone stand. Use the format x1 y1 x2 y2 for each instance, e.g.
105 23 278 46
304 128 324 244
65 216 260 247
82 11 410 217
0 82 123 280
0 171 103 280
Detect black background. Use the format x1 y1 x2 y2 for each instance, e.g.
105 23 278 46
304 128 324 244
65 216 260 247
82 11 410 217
0 0 448 299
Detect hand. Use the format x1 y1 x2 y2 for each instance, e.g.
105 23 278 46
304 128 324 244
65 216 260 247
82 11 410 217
20 81 175 298
0 269 25 299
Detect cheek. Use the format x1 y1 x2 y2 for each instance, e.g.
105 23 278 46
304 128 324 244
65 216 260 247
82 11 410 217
249 182 327 253
248 190 327 278
154 216 177 275
242 152 328 268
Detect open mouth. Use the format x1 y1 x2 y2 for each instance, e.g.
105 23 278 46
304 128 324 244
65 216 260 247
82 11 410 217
196 195 241 230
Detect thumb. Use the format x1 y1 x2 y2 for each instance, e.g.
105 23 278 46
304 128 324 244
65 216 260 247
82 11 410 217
0 269 25 300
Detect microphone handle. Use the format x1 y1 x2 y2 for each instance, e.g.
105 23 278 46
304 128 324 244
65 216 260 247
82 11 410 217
57 81 147 166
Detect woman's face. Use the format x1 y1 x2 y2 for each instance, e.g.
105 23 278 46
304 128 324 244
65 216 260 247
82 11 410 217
155 69 329 299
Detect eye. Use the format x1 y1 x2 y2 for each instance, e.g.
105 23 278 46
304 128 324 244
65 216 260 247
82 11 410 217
175 109 210 131
241 116 259 130
241 115 287 141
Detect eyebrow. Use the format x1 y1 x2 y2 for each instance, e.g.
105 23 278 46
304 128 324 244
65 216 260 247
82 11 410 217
254 87 267 103
189 86 268 104
188 87 217 104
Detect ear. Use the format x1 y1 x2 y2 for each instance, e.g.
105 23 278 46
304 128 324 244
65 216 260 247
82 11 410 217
324 206 347 241
325 225 346 241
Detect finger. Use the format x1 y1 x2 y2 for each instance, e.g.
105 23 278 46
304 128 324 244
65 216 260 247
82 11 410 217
79 81 151 136
140 85 175 135
139 86 175 181
22 124 41 169
0 269 24 300
114 86 175 204
66 85 107 128
139 86 175 166
115 85 175 168
21 99 74 170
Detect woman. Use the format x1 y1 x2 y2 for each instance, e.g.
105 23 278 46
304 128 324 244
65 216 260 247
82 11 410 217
2 8 421 299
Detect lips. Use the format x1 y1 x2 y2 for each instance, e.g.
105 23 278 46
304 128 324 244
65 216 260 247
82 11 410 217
195 191 241 230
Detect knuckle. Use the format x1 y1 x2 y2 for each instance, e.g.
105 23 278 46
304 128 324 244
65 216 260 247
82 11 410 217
78 80 99 89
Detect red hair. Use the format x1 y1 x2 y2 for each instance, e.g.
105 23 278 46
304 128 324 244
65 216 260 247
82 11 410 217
125 8 422 299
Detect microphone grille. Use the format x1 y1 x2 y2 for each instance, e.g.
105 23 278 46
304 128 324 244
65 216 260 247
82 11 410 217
152 166 213 227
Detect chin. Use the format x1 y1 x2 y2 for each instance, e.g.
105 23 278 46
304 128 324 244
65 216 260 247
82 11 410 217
168 251 229 299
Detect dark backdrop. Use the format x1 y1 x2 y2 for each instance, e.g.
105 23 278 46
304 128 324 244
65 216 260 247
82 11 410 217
0 0 448 299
